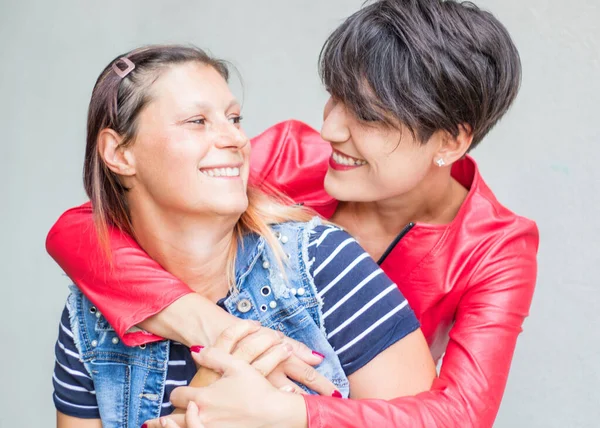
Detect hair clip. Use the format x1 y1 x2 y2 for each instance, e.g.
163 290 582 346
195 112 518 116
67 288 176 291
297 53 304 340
112 57 135 78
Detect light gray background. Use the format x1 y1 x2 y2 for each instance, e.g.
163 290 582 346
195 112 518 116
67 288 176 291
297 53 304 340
1 0 598 427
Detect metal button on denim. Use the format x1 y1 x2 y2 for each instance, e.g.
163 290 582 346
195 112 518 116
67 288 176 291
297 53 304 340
261 286 271 296
280 235 289 244
112 337 119 345
91 340 98 347
262 260 270 269
237 299 252 313
297 288 306 296
269 301 277 309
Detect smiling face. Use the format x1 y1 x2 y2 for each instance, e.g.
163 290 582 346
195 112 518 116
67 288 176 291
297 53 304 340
125 62 250 218
322 96 440 203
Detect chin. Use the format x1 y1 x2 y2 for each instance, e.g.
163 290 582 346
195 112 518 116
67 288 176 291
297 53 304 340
324 173 354 201
214 198 249 217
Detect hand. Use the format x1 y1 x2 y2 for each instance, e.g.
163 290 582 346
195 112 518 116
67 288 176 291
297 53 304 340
144 347 308 428
152 401 204 428
188 320 339 395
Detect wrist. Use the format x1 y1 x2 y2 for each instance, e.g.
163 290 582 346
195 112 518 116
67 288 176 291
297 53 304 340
270 392 308 428
178 294 239 347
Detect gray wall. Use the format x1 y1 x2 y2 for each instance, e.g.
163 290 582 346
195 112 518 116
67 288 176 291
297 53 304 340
1 1 598 426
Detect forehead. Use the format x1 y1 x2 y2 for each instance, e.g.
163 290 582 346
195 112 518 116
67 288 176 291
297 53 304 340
149 62 234 109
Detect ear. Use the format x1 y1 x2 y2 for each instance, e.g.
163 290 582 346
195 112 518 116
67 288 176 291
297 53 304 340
433 124 473 167
97 128 136 176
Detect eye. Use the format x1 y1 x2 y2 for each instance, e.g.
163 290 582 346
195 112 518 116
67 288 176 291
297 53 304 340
229 115 243 126
188 118 206 125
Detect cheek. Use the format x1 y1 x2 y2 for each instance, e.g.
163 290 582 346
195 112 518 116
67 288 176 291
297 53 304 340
374 150 430 189
133 135 206 193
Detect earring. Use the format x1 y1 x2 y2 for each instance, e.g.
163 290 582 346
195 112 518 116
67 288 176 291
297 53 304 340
435 158 446 167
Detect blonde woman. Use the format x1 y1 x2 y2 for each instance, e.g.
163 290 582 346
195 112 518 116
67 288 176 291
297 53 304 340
51 45 435 428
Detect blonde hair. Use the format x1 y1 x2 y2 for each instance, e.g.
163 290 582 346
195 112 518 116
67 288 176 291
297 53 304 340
83 44 316 284
227 187 315 287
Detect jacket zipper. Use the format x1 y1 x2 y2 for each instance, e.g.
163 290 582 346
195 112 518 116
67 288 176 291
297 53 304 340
377 222 415 265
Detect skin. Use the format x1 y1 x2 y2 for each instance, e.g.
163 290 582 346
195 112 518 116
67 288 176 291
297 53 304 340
144 96 474 427
322 96 472 260
58 62 436 427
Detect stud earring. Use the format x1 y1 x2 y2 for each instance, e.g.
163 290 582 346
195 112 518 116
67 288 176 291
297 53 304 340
435 158 446 167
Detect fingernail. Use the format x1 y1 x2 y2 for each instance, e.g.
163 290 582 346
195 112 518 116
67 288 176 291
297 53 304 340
312 350 325 359
141 425 147 428
159 417 167 427
280 384 295 393
190 345 204 353
331 390 342 398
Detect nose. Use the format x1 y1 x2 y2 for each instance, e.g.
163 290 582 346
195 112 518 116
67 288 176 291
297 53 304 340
214 122 249 151
321 97 351 145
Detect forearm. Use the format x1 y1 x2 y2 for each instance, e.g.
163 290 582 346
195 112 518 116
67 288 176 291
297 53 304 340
138 293 240 347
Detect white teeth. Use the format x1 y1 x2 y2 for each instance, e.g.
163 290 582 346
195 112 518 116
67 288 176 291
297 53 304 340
200 167 241 177
332 152 366 166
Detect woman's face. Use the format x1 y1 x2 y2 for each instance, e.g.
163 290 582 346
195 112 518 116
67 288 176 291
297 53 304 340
321 96 439 203
127 62 250 217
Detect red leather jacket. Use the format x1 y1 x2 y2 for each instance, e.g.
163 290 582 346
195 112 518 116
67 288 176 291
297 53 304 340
47 120 539 428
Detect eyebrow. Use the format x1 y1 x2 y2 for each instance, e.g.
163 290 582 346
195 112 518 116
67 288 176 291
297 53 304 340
193 99 240 111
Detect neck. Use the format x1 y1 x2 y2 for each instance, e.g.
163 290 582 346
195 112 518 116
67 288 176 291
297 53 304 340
127 197 239 302
333 168 468 245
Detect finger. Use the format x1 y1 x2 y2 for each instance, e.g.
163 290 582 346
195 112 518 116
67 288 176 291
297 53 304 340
213 320 261 354
232 328 284 364
185 401 205 428
283 355 338 396
190 347 247 377
251 343 293 377
283 337 323 366
268 372 307 395
169 386 205 411
143 414 186 428
279 384 306 394
162 416 185 428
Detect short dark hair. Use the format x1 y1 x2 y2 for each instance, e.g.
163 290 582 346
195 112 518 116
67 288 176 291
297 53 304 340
319 0 521 149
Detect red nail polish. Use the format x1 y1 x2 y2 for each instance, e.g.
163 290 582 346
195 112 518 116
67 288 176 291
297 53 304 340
312 350 325 359
190 345 204 353
331 390 342 398
141 424 148 428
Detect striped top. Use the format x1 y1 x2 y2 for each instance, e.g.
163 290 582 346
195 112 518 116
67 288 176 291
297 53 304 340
53 225 419 418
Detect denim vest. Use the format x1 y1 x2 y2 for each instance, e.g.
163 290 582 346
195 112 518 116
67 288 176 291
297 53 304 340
65 218 350 427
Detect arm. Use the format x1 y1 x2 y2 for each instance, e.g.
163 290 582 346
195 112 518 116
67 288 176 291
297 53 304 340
307 225 436 399
57 413 102 428
348 330 436 399
54 307 103 428
46 202 237 347
304 223 539 427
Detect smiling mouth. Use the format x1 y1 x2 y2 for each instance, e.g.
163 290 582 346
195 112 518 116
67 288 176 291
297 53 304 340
329 150 367 171
199 166 241 177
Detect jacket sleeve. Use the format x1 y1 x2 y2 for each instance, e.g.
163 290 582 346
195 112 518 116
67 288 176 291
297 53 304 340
46 202 193 346
304 221 539 428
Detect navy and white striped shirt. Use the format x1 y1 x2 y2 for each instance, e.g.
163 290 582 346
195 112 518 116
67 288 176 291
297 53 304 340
53 225 419 418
